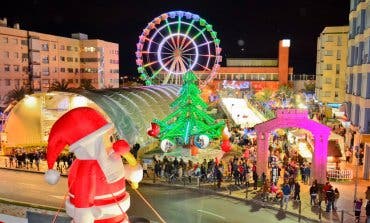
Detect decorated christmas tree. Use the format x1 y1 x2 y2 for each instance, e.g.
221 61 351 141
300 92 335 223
149 71 224 151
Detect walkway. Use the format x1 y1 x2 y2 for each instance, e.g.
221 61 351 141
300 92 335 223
0 156 368 223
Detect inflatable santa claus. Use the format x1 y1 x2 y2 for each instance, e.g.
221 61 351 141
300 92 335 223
44 107 143 223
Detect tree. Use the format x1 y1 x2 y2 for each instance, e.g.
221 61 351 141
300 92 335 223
303 82 315 93
4 86 30 105
79 79 95 90
277 85 294 99
49 80 71 92
256 88 273 103
153 71 224 146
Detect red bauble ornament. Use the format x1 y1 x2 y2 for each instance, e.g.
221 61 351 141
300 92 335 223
147 122 160 137
221 139 231 153
191 145 199 156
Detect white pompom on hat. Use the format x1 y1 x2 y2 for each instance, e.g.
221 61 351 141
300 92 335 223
44 107 109 184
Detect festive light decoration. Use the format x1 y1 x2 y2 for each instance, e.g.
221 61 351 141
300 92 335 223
194 134 210 149
160 139 175 152
151 71 224 150
136 10 222 86
221 139 231 153
147 122 160 137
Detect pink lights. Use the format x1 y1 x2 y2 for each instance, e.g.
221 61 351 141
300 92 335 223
255 109 331 184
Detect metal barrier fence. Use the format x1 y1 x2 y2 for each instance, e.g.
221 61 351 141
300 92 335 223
327 169 353 180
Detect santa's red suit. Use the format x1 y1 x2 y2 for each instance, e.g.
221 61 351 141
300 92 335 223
44 107 143 223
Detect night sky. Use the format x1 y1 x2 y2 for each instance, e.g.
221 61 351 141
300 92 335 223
0 0 349 76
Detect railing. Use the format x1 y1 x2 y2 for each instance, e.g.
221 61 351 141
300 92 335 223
327 169 353 180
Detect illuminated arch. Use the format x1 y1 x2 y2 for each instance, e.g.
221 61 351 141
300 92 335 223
254 109 331 184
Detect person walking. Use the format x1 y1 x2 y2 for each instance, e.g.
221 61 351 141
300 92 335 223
310 182 318 206
326 186 335 212
294 181 300 201
216 166 223 189
354 198 363 223
281 182 291 210
253 170 258 190
334 188 340 210
142 161 149 178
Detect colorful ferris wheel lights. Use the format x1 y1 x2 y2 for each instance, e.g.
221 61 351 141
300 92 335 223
136 10 221 86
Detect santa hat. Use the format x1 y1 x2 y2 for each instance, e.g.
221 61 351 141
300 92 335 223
44 107 112 185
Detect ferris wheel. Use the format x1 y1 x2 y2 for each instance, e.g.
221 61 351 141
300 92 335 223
136 11 222 86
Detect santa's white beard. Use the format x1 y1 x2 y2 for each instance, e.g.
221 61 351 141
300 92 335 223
74 136 125 183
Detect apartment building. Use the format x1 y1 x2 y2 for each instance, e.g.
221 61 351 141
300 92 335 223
0 18 119 108
315 26 349 104
346 0 370 137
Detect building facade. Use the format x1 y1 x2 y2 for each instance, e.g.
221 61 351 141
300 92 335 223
346 0 370 135
315 26 349 104
203 39 293 93
0 18 119 108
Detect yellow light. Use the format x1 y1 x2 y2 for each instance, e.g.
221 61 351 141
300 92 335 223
24 95 37 107
282 39 291 47
298 103 307 109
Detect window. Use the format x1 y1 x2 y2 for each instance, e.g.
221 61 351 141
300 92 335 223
326 64 332 70
336 50 341 60
14 79 20 87
4 64 10 72
75 79 79 83
42 56 49 64
52 56 56 61
325 50 333 56
42 67 49 76
60 45 65 50
53 44 56 49
21 39 28 45
75 58 78 62
81 68 98 73
1 37 8 43
14 52 19 59
74 47 79 52
54 67 58 73
41 43 49 51
12 38 18 44
335 92 339 97
110 59 119 64
80 58 98 62
67 68 74 73
83 47 96 52
60 68 65 72
336 64 340 74
42 79 50 88
3 51 9 58
4 79 10 86
60 56 65 61
66 46 73 51
75 68 79 73
337 36 342 46
67 57 73 62
335 78 339 88
325 91 331 97
14 65 19 72
68 79 73 83
326 35 334 42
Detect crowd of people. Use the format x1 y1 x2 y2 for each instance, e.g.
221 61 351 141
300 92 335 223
5 149 45 171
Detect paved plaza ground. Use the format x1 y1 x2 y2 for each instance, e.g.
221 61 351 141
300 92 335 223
0 155 368 223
